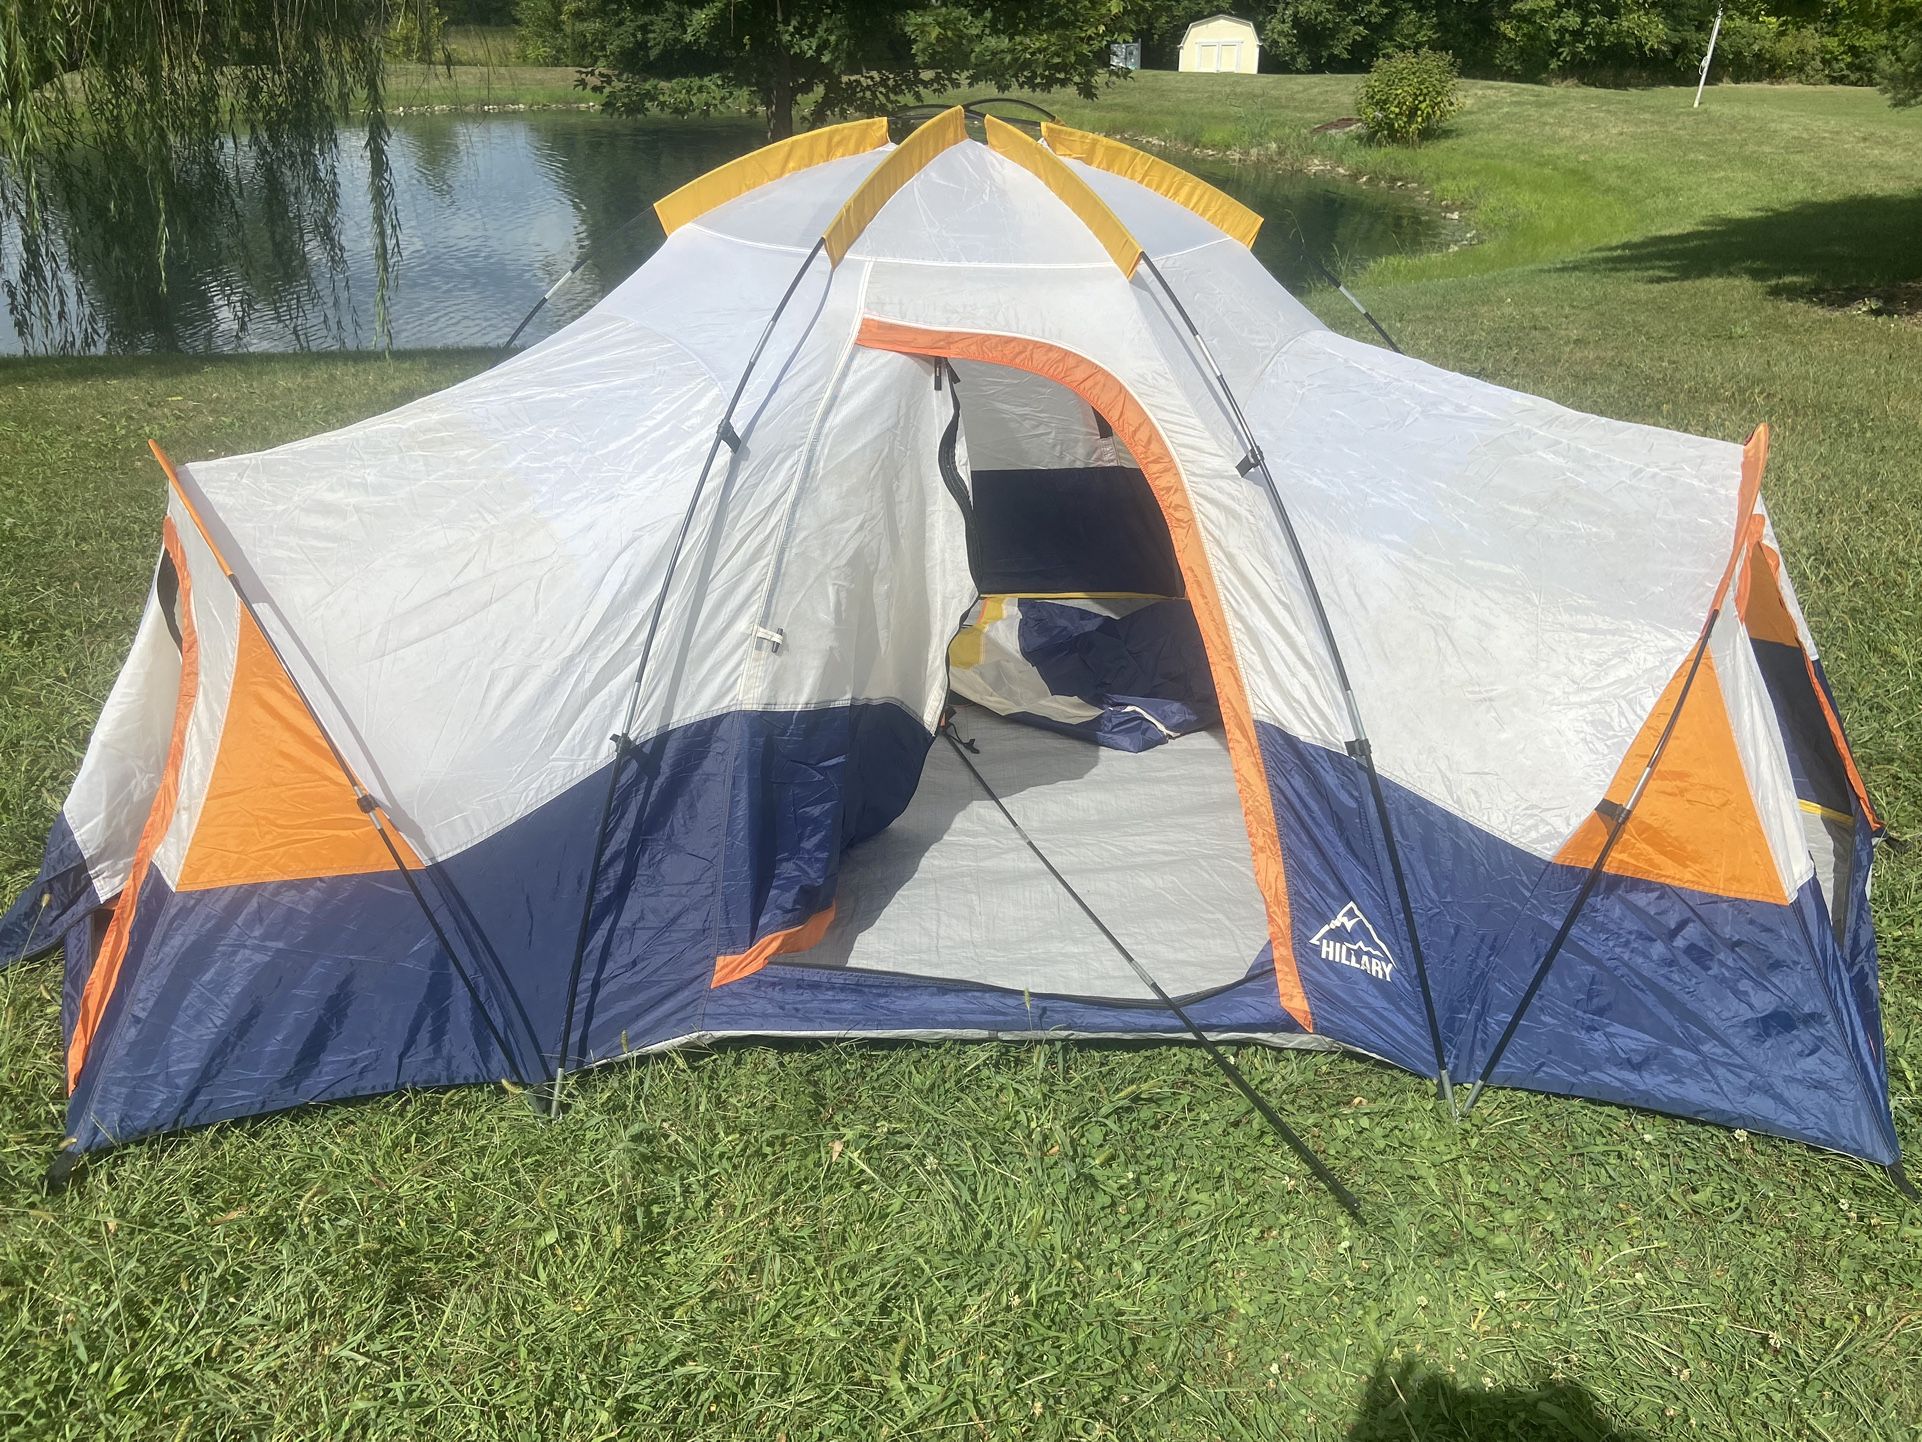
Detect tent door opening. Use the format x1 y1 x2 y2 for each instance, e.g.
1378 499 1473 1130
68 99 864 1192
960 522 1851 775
772 358 1269 1009
939 357 1221 755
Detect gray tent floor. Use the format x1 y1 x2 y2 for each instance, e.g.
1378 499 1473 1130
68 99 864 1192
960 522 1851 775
794 705 1270 1003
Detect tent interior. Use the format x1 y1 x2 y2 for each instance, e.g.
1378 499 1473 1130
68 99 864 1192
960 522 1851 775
783 357 1273 1011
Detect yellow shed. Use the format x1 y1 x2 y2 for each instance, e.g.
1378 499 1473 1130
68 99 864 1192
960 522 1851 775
1177 14 1261 73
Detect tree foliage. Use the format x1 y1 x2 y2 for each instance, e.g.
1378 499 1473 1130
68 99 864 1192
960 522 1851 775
524 0 1922 131
1252 0 1907 87
0 2 433 352
520 0 1168 139
1883 36 1922 101
1869 0 1922 102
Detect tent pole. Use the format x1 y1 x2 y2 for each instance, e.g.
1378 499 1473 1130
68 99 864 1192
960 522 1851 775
1460 612 1722 1116
1135 254 1454 1111
503 203 668 349
1305 254 1404 355
158 460 543 1088
545 238 829 1116
504 261 587 351
939 726 1364 1221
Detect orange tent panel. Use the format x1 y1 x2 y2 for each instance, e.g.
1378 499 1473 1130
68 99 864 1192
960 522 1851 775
1555 649 1786 906
175 611 419 892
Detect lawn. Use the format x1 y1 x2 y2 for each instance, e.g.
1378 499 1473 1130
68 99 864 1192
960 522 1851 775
380 26 591 111
382 60 591 111
2 72 1920 1440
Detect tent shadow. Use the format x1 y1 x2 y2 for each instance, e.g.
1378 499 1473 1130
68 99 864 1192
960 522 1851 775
1346 1361 1652 1442
1576 191 1922 315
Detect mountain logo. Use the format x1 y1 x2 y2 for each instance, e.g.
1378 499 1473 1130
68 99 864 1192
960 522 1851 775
1310 903 1396 983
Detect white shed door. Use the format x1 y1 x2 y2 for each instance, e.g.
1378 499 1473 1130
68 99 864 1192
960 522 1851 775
1196 40 1243 72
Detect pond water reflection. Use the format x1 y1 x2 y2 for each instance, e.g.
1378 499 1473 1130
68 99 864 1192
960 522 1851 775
0 112 1445 355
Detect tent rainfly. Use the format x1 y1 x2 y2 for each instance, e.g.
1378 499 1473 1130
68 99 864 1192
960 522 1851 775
2 109 1903 1195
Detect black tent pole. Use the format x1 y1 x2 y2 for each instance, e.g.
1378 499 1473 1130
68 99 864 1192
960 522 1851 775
1135 253 1454 1112
1305 254 1404 355
545 238 829 1116
1459 612 1721 1115
503 205 666 350
504 262 586 351
940 727 1363 1221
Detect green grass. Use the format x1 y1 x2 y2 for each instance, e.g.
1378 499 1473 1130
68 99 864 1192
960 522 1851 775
1040 74 1922 281
380 24 590 112
439 24 526 69
381 60 591 111
3 74 1922 1439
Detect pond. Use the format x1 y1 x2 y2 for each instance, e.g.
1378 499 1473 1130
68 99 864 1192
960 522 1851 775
0 112 1446 355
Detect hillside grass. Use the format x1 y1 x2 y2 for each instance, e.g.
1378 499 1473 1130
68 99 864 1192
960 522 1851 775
2 73 1920 1440
381 25 590 111
382 60 591 111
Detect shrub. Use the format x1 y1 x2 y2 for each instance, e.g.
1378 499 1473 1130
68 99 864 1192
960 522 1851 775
1711 13 1780 82
1356 49 1462 145
1765 24 1830 84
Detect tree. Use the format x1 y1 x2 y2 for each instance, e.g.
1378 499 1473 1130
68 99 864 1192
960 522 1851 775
0 2 432 352
1881 34 1922 101
1872 0 1922 102
526 0 1157 141
1251 0 1889 83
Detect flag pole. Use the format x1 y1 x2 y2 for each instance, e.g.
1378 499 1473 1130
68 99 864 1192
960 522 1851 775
1694 8 1725 108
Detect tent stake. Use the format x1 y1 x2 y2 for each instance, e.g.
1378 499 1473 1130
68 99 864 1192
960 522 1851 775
1136 254 1454 1106
547 238 830 1115
940 727 1363 1221
44 1148 80 1195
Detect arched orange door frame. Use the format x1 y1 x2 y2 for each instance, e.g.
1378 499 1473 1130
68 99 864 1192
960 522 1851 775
856 316 1311 1030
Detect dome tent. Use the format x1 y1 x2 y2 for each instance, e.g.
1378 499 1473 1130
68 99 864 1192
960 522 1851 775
1 107 1901 1192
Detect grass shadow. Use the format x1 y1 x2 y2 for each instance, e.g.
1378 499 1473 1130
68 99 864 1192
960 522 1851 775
1579 191 1922 317
1348 1360 1652 1441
